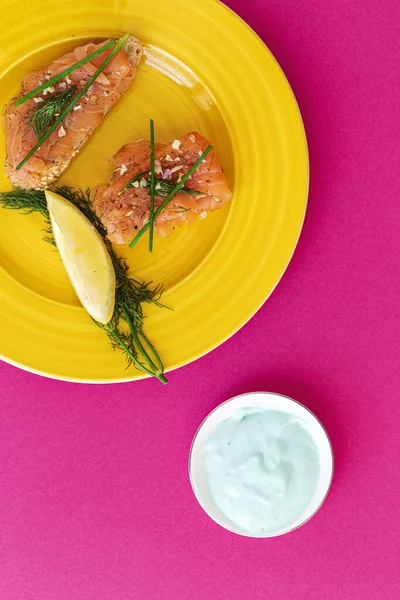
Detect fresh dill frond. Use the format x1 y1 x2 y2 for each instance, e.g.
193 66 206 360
0 188 47 215
0 186 167 383
28 86 77 139
52 186 166 382
0 189 55 245
154 180 202 196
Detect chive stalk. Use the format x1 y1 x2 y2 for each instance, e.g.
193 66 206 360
148 119 156 252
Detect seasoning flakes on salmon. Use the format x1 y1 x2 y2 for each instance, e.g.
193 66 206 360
4 36 143 190
93 132 232 245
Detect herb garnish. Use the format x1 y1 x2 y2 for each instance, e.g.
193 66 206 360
14 39 116 107
129 145 212 249
16 33 130 171
27 86 77 139
0 186 167 383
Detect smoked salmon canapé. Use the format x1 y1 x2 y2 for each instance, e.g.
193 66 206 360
4 36 143 190
93 132 233 245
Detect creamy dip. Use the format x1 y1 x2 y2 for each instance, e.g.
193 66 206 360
204 408 321 535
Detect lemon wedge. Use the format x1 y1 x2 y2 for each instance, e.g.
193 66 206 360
45 190 116 324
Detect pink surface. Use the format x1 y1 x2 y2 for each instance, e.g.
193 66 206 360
1 1 399 598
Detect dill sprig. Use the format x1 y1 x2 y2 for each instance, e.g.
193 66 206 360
0 186 167 383
0 188 55 244
16 33 130 172
154 179 203 196
28 86 77 139
0 188 48 215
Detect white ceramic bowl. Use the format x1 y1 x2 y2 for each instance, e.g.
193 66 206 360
189 392 334 537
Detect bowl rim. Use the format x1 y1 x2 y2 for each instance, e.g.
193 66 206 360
188 391 334 538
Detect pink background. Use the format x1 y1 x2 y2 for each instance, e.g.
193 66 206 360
1 0 399 598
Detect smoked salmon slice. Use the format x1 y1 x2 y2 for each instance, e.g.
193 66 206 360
4 36 142 190
93 132 232 245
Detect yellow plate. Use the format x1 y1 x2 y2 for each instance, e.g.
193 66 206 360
0 0 308 382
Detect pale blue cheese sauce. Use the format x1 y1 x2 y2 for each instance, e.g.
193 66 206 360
204 408 320 535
